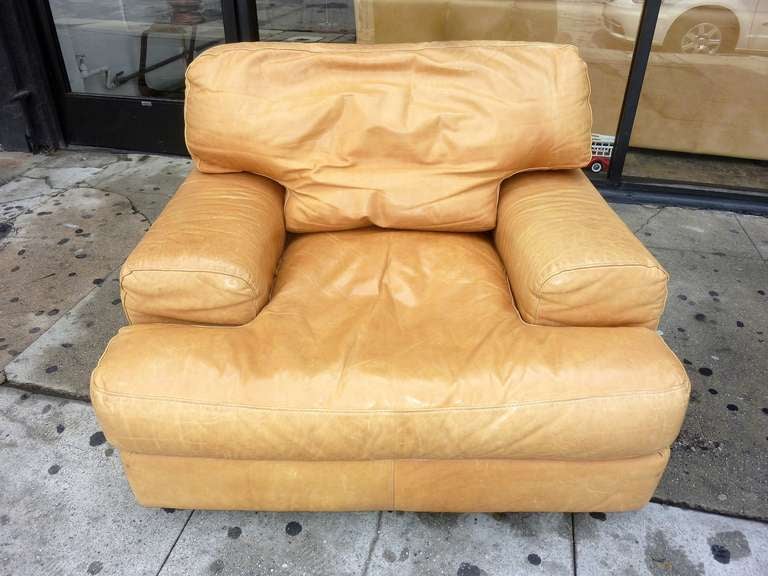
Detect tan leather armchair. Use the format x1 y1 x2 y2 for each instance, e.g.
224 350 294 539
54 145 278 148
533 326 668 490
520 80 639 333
92 41 689 512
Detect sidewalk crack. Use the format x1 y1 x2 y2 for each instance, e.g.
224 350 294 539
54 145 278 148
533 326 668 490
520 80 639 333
571 513 578 576
155 509 194 576
633 206 664 235
360 511 383 576
735 215 766 261
110 190 154 226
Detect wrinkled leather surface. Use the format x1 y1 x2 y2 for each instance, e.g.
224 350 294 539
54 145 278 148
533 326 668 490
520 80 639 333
122 450 669 512
496 169 668 328
93 40 690 512
93 229 689 462
120 170 285 325
185 41 592 232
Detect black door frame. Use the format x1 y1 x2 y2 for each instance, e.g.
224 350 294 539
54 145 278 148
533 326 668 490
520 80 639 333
19 0 768 211
1 0 64 151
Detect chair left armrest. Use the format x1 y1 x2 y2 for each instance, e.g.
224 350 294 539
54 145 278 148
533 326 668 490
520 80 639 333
120 170 285 325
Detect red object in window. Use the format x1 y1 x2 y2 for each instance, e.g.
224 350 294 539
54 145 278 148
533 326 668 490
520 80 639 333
589 134 615 174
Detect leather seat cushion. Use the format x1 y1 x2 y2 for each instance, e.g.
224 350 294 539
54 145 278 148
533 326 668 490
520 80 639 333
92 230 689 461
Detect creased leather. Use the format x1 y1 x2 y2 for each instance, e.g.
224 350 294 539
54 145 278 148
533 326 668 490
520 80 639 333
495 169 668 328
120 170 285 325
93 229 689 462
93 41 690 513
184 41 592 232
122 450 669 512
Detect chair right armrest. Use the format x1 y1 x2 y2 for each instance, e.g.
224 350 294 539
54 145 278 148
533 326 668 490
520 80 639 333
120 170 285 325
494 169 668 329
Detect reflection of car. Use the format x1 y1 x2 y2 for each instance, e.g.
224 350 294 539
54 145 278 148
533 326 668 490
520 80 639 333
602 0 768 54
589 134 614 173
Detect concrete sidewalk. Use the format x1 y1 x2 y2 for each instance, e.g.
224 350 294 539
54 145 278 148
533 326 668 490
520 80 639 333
1 149 767 575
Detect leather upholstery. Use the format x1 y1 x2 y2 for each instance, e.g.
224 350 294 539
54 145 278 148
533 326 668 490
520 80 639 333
120 170 285 325
92 41 689 512
122 451 669 512
93 229 688 462
495 169 668 328
185 41 592 232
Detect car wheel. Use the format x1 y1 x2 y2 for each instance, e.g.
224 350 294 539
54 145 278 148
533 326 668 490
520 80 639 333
590 161 603 173
664 8 738 55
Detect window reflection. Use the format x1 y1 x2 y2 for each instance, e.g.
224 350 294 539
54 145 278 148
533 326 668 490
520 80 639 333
627 0 768 183
257 0 357 41
50 0 225 98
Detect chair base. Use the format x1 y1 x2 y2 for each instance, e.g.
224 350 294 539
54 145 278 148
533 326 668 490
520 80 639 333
120 450 670 512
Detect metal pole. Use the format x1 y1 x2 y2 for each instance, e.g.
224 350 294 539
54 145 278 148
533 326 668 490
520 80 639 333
607 0 662 185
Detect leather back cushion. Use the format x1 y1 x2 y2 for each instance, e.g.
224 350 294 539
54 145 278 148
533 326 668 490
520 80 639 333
185 41 592 232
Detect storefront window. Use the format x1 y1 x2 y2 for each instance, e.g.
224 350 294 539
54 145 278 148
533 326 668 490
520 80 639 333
49 0 225 99
42 0 767 190
256 0 357 41
622 0 768 190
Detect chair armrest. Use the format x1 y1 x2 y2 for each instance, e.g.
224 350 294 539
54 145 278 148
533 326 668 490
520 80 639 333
120 170 285 325
494 169 668 328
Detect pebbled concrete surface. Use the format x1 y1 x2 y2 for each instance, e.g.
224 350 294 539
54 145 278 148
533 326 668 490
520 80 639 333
612 202 768 520
160 510 573 576
575 504 768 575
4 269 125 400
0 386 190 576
0 185 146 371
0 150 187 374
653 249 768 520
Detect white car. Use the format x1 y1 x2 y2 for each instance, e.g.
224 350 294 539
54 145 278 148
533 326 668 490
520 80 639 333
602 0 768 54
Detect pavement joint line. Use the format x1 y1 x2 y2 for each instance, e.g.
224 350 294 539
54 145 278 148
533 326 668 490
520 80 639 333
647 244 768 261
735 214 768 262
359 510 383 576
154 509 195 576
1 378 91 402
649 496 768 525
0 190 53 206
570 513 577 576
18 173 69 191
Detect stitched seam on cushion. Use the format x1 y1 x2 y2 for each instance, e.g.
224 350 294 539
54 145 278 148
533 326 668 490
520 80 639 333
534 262 667 324
121 268 261 320
92 380 688 414
120 285 135 325
187 42 577 94
653 266 671 329
394 451 671 465
120 451 669 464
582 55 595 163
391 461 396 510
193 41 571 61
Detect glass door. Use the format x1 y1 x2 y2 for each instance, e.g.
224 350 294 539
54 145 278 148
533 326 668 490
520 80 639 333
40 0 234 153
622 0 768 193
